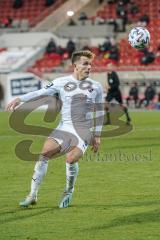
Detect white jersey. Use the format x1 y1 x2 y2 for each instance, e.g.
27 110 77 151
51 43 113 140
20 75 104 134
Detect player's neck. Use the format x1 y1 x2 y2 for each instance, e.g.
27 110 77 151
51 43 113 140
72 73 87 81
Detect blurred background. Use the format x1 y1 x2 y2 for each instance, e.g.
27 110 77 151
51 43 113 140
0 0 160 110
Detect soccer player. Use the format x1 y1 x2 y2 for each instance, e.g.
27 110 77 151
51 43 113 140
105 63 131 125
6 50 104 209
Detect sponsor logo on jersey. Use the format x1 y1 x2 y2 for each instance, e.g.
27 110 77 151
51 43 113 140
66 85 72 90
64 82 77 91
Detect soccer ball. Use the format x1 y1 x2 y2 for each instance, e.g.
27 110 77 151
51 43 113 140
128 27 150 49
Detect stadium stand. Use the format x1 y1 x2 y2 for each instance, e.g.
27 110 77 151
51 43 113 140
90 0 160 70
0 32 59 73
0 0 160 110
23 0 160 73
0 47 43 73
0 0 67 28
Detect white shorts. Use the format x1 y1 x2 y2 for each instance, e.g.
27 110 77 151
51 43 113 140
49 122 92 154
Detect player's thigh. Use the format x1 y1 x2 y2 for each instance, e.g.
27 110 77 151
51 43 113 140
41 138 61 158
115 90 123 104
106 92 113 102
66 147 83 163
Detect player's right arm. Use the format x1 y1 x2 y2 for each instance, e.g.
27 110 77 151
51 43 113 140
6 80 59 111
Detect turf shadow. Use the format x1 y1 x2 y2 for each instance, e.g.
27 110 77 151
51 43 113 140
83 208 160 231
77 199 160 210
105 208 159 229
0 206 59 225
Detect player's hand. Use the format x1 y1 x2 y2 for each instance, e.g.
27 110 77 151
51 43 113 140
91 136 101 153
6 97 21 111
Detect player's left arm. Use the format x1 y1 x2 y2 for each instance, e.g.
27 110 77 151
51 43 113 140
92 83 104 152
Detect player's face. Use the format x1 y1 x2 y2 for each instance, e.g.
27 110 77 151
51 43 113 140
74 56 92 80
107 63 114 73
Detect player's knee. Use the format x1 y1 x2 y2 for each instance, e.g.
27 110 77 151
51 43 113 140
66 154 79 164
41 150 52 158
66 148 83 163
41 146 59 158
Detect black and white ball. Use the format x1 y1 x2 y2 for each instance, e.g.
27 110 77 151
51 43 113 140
128 27 150 49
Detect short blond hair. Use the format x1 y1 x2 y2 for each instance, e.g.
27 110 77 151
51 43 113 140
71 50 95 64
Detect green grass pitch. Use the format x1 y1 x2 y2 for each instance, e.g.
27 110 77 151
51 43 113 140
0 111 160 240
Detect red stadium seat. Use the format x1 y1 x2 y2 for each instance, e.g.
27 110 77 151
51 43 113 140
0 0 66 27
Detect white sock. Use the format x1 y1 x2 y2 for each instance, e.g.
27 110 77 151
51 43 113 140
66 162 79 193
30 155 49 197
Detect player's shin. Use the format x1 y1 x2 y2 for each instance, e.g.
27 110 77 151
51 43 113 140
59 162 79 208
123 105 131 123
65 162 79 193
30 155 49 197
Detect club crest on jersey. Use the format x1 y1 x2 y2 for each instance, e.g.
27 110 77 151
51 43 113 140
45 82 54 89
